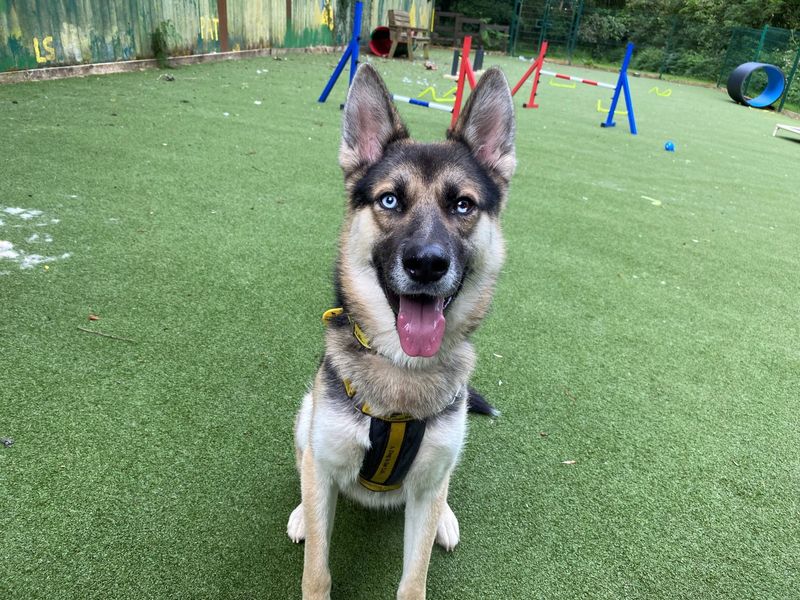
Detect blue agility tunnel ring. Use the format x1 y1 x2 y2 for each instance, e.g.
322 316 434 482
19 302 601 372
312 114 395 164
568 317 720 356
727 62 786 108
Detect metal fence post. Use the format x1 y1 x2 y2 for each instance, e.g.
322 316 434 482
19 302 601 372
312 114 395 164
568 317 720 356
538 0 551 51
777 45 800 112
659 16 679 80
754 24 768 61
509 0 523 56
716 27 738 87
567 0 584 64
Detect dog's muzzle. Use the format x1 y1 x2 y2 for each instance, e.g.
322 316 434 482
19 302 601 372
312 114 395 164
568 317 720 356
402 242 450 284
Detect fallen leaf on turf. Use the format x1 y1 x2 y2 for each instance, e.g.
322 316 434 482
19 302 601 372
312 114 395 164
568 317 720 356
641 195 662 206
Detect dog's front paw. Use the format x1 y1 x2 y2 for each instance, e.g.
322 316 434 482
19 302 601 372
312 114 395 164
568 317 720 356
287 503 306 543
435 503 460 551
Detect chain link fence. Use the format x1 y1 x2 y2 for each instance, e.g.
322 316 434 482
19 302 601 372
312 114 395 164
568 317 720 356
507 0 800 112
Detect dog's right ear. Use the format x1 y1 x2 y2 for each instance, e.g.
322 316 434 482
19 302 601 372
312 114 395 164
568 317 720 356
340 64 409 176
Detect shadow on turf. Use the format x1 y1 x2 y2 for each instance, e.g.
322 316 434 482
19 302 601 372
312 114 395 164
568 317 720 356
774 135 800 145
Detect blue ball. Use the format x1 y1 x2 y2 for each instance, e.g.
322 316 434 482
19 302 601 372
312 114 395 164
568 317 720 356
664 141 675 152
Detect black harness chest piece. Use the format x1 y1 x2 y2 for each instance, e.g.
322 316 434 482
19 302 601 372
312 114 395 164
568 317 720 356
357 405 426 492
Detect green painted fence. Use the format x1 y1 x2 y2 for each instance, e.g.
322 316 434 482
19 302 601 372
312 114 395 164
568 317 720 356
0 0 433 73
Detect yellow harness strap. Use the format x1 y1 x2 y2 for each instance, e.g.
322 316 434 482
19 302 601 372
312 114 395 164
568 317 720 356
322 307 371 350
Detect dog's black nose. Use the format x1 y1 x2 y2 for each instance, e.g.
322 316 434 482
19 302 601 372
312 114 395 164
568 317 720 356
403 243 450 283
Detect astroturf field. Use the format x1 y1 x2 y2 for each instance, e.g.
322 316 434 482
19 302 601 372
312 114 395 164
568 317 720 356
1 48 798 599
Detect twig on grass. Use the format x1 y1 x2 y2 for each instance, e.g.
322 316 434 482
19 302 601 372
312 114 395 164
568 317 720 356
77 327 137 343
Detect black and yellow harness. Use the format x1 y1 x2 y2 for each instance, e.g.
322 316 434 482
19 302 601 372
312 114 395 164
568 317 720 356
323 307 426 493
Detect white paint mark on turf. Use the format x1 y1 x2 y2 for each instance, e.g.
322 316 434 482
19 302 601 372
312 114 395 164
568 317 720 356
0 240 19 259
19 252 71 270
0 206 71 273
3 207 44 220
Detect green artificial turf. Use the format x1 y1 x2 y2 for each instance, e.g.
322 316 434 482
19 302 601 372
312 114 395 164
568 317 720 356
1 49 798 599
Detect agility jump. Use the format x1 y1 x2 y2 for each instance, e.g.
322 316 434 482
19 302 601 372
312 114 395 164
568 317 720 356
511 40 638 134
319 1 475 128
392 34 477 126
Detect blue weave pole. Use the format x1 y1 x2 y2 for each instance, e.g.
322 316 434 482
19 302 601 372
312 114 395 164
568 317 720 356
601 42 638 135
318 1 363 103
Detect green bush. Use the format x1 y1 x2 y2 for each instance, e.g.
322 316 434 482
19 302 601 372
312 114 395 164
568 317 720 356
632 46 665 73
672 49 720 79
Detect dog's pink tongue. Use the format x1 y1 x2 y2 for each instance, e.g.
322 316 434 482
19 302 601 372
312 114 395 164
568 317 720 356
397 296 446 357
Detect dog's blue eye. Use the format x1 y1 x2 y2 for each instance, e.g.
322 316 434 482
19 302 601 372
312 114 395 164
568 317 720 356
455 198 475 215
379 194 399 210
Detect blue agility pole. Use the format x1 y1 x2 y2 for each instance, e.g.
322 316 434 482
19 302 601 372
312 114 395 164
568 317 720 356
319 1 363 103
601 42 637 135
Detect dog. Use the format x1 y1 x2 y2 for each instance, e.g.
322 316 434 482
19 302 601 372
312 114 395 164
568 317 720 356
287 62 516 600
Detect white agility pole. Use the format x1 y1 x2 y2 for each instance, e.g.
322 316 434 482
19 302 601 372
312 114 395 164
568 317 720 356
392 94 454 113
538 70 617 90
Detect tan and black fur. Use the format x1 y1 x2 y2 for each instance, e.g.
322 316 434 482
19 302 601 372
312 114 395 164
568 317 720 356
287 63 516 600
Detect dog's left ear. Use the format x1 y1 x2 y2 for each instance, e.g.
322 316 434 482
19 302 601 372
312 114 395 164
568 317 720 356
340 64 409 177
449 67 516 183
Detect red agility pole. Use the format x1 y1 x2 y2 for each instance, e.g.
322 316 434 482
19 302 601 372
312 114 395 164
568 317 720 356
541 70 616 89
511 40 548 109
450 35 477 129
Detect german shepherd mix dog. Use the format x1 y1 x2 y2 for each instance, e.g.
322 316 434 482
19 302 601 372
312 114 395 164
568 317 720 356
287 63 515 599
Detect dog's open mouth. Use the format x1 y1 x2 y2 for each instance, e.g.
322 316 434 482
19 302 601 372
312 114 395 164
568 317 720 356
383 289 455 358
397 295 453 357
